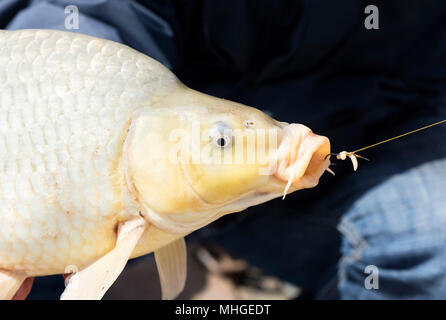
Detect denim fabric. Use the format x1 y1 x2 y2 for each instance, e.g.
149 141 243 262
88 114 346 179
336 158 446 299
3 0 175 68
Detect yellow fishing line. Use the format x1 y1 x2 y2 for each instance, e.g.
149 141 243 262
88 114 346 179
352 119 446 154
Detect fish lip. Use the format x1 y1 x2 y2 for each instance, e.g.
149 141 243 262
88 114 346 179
297 135 331 187
273 127 331 190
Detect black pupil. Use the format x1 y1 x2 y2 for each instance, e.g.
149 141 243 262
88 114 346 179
217 137 226 147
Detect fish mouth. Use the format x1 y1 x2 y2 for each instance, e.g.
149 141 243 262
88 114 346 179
273 124 331 197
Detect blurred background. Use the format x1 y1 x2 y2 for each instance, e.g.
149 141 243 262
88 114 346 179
2 0 446 299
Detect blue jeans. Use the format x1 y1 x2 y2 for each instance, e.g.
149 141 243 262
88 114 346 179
335 158 446 299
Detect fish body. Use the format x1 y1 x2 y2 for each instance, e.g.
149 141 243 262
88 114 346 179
0 29 181 276
0 29 331 298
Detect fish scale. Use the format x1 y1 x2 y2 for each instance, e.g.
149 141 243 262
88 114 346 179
0 29 179 276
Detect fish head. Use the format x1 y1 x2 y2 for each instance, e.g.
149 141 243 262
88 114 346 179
125 87 330 233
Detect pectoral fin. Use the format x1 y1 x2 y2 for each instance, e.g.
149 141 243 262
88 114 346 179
154 237 187 300
61 217 147 300
0 269 27 300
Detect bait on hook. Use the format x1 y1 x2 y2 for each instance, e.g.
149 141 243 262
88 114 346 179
325 151 369 171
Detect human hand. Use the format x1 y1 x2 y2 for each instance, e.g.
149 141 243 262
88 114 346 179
12 278 34 300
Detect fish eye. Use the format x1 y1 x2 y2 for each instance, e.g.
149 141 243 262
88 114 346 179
209 122 233 148
214 135 231 148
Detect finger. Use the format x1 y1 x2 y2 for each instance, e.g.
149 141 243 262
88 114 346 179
63 273 72 280
12 277 34 300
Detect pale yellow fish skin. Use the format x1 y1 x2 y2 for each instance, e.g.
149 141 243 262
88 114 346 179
0 29 182 276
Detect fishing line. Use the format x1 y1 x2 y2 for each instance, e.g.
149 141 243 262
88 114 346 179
325 119 446 171
352 119 446 153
